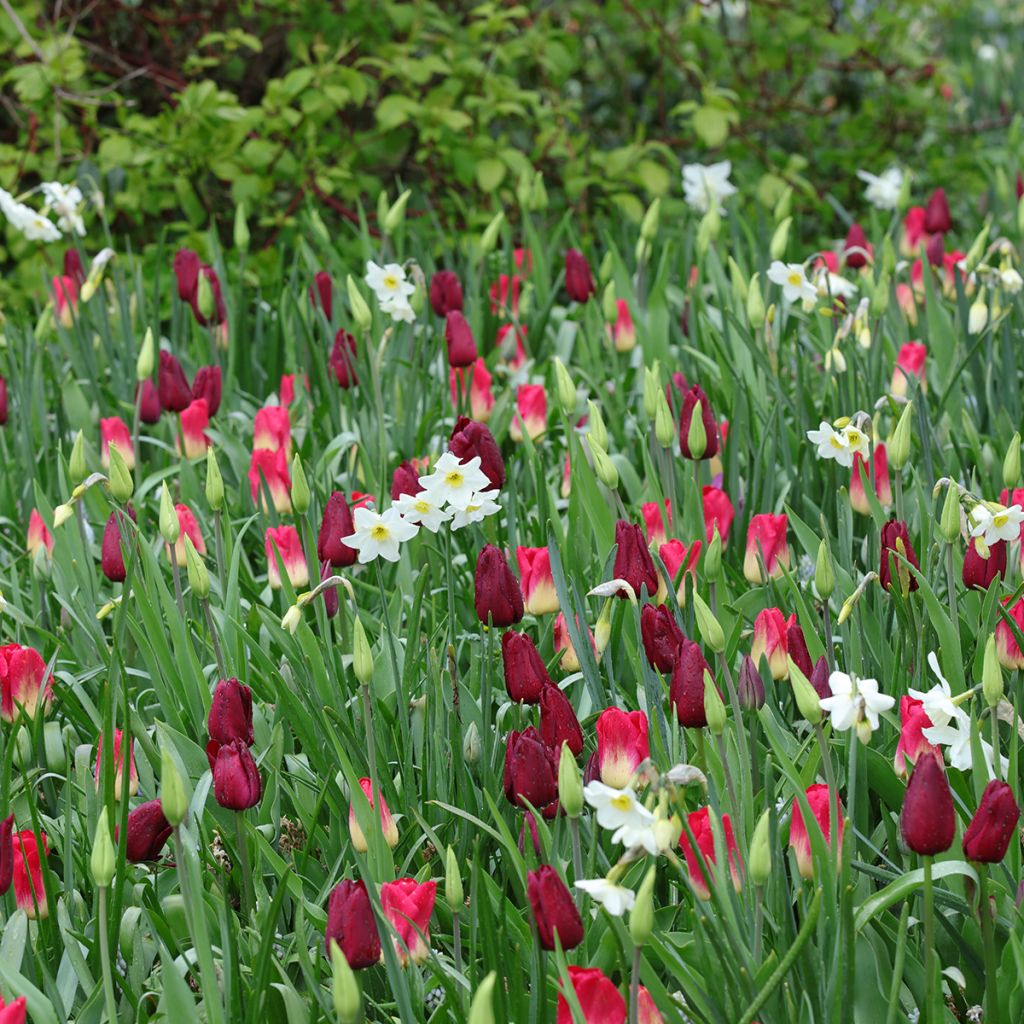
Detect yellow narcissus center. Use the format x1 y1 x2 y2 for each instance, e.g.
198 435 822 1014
444 470 464 488
371 525 390 542
382 273 399 290
611 794 633 811
787 271 802 286
414 499 430 514
993 513 1008 528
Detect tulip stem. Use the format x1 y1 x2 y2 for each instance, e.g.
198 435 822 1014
98 885 118 1024
213 510 227 597
361 681 381 844
753 886 765 962
814 722 839 869
923 855 937 1019
452 910 464 983
990 709 1001 781
130 382 142 490
894 468 905 524
169 541 186 621
628 944 642 1024
884 901 911 1024
235 812 253 919
203 599 228 681
569 816 584 891
945 541 958 631
979 866 999 1022
822 603 835 671
374 560 410 756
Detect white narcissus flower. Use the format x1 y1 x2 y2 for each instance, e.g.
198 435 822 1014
806 421 852 466
40 182 86 236
419 452 492 511
968 503 1024 546
840 423 870 462
819 671 895 733
365 260 416 322
816 270 858 301
767 261 817 304
392 491 452 533
999 268 1023 294
923 716 1007 777
583 781 655 832
611 821 660 856
449 490 501 530
342 506 419 563
856 168 903 211
908 652 966 728
968 297 988 335
681 161 737 216
576 878 636 916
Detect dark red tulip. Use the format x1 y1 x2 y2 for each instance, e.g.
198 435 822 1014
64 249 86 286
671 638 713 728
583 751 600 786
430 270 463 317
502 631 553 704
101 509 136 583
925 232 945 268
212 740 262 810
474 545 524 627
191 365 222 417
962 538 1007 591
539 684 583 757
390 460 422 500
880 520 920 593
208 678 254 748
325 879 381 969
564 249 595 303
924 187 952 235
329 329 358 388
450 417 505 490
0 813 12 895
843 223 870 269
900 750 954 855
527 865 584 951
519 813 542 857
1017 172 1024 201
737 654 765 710
503 727 558 809
0 376 7 427
158 351 193 413
641 603 684 673
787 622 814 681
679 384 719 461
809 656 831 701
320 560 339 618
612 521 658 599
311 270 333 320
962 780 1020 863
173 249 201 303
318 492 357 567
137 379 161 423
123 800 173 863
445 311 478 368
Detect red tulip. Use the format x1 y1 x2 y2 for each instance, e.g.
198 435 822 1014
880 520 919 594
516 546 559 615
166 503 205 566
640 603 684 674
843 222 870 269
172 250 227 327
319 560 339 618
100 507 135 583
680 807 742 900
157 351 193 412
123 800 173 863
208 678 254 747
310 270 333 320
329 329 358 388
703 486 734 543
444 311 478 368
924 187 952 235
52 274 79 327
390 461 423 501
253 405 291 456
0 376 7 425
527 865 584 951
997 596 1024 669
212 739 262 810
901 206 928 256
638 988 665 1024
95 728 138 801
539 683 583 756
893 695 938 777
642 500 671 547
380 877 436 965
325 879 381 969
891 342 926 397
26 509 53 562
608 298 636 352
496 322 527 369
670 638 712 728
553 612 597 672
12 829 48 919
179 398 211 459
612 520 658 599
751 608 790 681
737 654 766 710
790 784 844 878
900 750 954 855
430 270 463 316
501 631 552 704
962 780 1020 863
679 384 719 461
0 644 52 724
318 491 357 567
137 379 161 423
248 447 292 514
564 249 596 303
849 443 893 515
265 525 309 589
0 813 13 895
474 545 524 626
787 621 813 681
557 966 625 1024
963 538 1007 591
509 384 547 442
349 777 399 852
173 249 200 302
809 655 831 701
449 358 495 422
503 727 559 810
64 248 85 285
743 513 790 584
924 231 945 268
100 416 135 470
450 417 505 490
191 365 222 416
0 996 27 1024
596 707 649 787
490 274 521 315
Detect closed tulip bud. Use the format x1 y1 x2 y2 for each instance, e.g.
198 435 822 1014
671 638 713 728
208 677 254 747
123 800 173 862
69 430 87 485
679 385 718 461
1004 433 1021 488
383 189 411 235
212 739 262 810
686 402 707 460
815 539 834 599
463 721 481 765
540 684 583 757
692 590 724 654
290 454 310 515
870 272 890 316
640 197 660 241
552 358 576 414
881 236 897 275
703 527 722 578
504 727 558 809
749 809 772 885
345 275 372 333
479 210 505 255
880 520 920 594
91 813 116 888
1018 193 1024 236
788 657 823 725
900 751 954 855
962 780 1020 863
601 280 618 323
983 634 1004 708
160 745 188 827
203 447 225 513
107 443 133 503
889 402 913 471
728 257 748 304
158 483 179 544
330 941 361 1024
654 392 675 448
737 654 766 710
629 865 657 946
558 740 583 818
137 327 155 381
939 482 961 543
527 865 584 951
746 274 765 329
196 273 215 322
703 668 727 735
184 535 210 599
642 363 661 418
233 202 250 250
352 618 373 686
326 879 381 970
468 972 497 1024
586 400 608 451
696 208 719 255
445 845 464 910
770 216 792 260
588 437 618 489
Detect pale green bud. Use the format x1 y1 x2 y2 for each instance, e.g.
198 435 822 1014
704 527 722 578
1018 193 1024 236
90 812 116 888
352 617 373 686
558 740 583 818
703 668 727 735
601 280 618 323
53 503 74 529
463 721 481 765
692 590 724 654
479 211 505 256
196 273 215 322
749 809 772 885
773 187 793 223
136 327 155 381
468 972 497 1024
531 173 548 211
642 363 661 419
445 844 464 910
815 539 834 599
1003 432 1021 489
746 274 765 329
964 219 991 274
888 402 913 471
376 190 390 228
696 208 720 256
69 430 87 486
586 400 608 452
629 866 657 946
770 217 792 261
938 482 961 544
552 358 576 415
291 454 310 515
158 482 179 544
184 535 210 600
788 657 823 726
346 275 372 333
654 392 675 448
205 446 224 512
640 198 660 241
234 202 250 251
383 189 412 235
587 437 618 489
983 633 1004 708
160 745 188 827
329 941 361 1024
870 272 890 316
728 257 748 304
686 401 707 460
107 443 134 504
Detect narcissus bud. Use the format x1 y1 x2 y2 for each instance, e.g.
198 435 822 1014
290 454 310 515
352 618 373 686
770 217 791 260
69 430 87 485
558 740 583 818
749 809 772 885
703 668 727 735
445 844 464 910
479 210 505 255
1003 432 1021 489
692 590 724 654
552 358 576 415
640 198 660 242
107 443 133 504
160 745 188 827
383 189 412 235
888 402 913 471
815 539 834 599
346 275 372 333
588 437 618 489
90 812 116 888
938 482 961 543
746 274 765 329
205 447 224 512
586 400 608 452
728 257 748 304
184 535 210 600
329 940 362 1024
136 327 155 381
629 866 657 946
982 633 1004 708
158 482 179 545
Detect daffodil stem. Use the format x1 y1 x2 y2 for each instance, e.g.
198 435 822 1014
628 944 642 1024
945 541 958 630
923 855 937 1019
235 811 253 919
98 885 118 1024
884 902 911 1024
979 865 999 1022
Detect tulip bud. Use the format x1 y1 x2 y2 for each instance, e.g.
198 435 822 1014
685 401 707 460
727 257 748 304
383 189 412 235
773 187 793 223
881 237 897 276
964 219 991 274
770 217 792 261
91 812 116 888
692 590 724 654
888 402 913 471
233 202 250 251
468 973 498 1024
558 740 583 818
479 211 505 255
749 809 772 885
703 668 727 735
629 866 657 946
788 656 823 725
935 482 961 545
184 535 210 600
107 443 133 503
814 539 834 599
642 364 661 419
640 198 660 241
158 482 179 544
160 745 188 827
290 454 310 516
330 940 361 1024
463 720 481 765
69 430 87 485
704 527 722 578
588 437 618 489
983 633 1004 708
746 274 765 329
601 280 618 323
586 400 608 452
1004 433 1022 489
651 393 674 450
870 272 890 316
137 327 155 381
445 844 464 911
205 447 225 512
345 276 372 333
196 273 215 322
352 618 373 686
552 358 576 415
